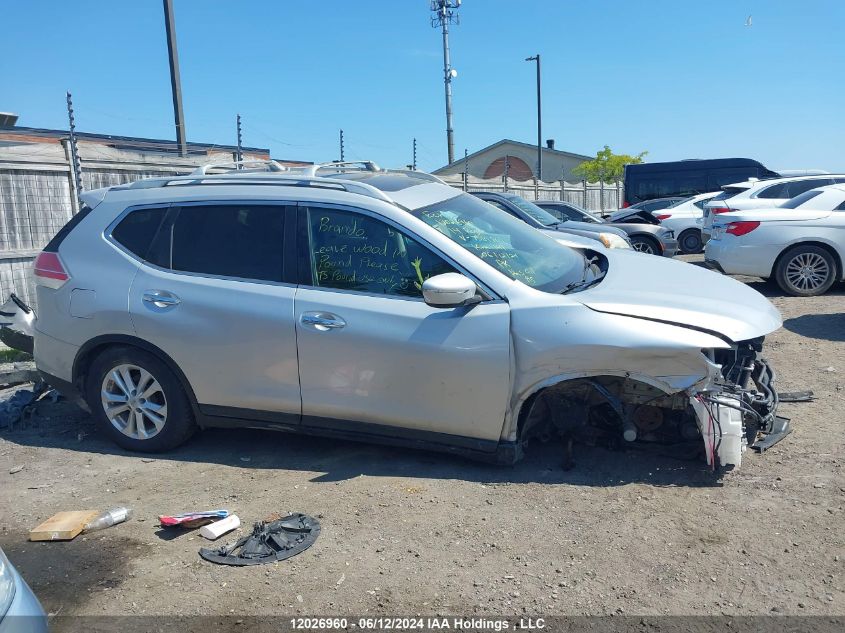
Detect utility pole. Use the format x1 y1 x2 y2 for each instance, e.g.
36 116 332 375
339 129 345 162
412 138 417 170
525 54 542 182
163 0 187 157
463 147 468 191
65 91 83 208
431 0 461 166
236 113 243 167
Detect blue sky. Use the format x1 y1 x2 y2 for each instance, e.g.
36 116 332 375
2 1 844 173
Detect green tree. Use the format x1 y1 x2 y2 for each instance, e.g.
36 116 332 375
573 145 648 183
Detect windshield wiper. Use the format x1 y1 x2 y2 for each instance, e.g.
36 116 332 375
559 274 605 294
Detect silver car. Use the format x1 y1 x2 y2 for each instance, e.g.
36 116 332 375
32 163 784 469
0 548 48 633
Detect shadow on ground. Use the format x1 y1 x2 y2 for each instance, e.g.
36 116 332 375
1 398 723 489
783 312 845 342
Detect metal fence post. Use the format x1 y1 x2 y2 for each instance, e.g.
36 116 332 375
600 180 605 214
582 179 587 208
616 181 621 208
560 179 564 201
60 139 80 215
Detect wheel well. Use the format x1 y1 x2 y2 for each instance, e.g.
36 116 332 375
73 336 199 412
770 241 842 281
515 375 690 445
631 233 659 248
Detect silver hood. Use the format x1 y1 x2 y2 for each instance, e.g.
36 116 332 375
578 250 782 342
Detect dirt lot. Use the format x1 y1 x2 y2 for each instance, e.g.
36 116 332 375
0 255 843 624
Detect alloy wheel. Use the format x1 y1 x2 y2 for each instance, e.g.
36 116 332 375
632 240 656 255
785 252 831 292
101 363 168 440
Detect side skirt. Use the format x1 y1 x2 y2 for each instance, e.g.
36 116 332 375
197 404 516 465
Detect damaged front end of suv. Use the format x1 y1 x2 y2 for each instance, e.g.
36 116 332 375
511 335 784 471
504 250 786 471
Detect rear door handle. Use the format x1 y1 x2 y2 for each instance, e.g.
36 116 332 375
300 312 346 331
143 290 181 308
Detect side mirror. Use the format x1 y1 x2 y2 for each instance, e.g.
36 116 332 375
422 273 479 308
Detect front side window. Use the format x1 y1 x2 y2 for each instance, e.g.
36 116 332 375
835 199 845 211
165 204 285 282
782 179 832 199
305 207 456 298
413 193 585 293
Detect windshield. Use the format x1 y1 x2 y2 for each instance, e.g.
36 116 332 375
413 193 586 293
502 194 562 227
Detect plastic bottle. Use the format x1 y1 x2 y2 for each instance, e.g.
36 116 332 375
83 507 132 533
199 514 241 540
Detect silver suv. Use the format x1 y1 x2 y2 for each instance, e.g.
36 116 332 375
33 162 785 469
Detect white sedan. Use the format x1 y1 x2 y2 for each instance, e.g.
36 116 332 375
653 191 719 253
705 184 845 296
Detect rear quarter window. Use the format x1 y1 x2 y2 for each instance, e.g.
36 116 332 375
111 207 168 260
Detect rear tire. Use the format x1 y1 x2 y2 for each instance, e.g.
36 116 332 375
678 229 703 254
86 346 196 452
630 236 659 255
774 245 837 296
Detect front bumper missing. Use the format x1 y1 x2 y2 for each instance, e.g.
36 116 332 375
690 357 785 469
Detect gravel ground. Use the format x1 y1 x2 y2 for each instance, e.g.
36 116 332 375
0 255 843 625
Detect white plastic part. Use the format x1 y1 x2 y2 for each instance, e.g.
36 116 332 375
200 514 241 540
691 395 745 468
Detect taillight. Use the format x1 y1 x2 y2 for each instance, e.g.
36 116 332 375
725 221 760 236
34 251 70 288
622 201 631 208
655 214 671 220
710 206 732 215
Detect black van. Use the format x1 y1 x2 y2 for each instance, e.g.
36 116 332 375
623 158 780 206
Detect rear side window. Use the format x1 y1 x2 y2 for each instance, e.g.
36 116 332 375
167 205 285 282
757 183 787 199
112 207 167 260
781 190 823 209
836 199 845 211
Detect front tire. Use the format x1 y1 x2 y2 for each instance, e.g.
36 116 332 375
774 245 837 296
630 236 659 255
86 346 196 452
678 229 703 254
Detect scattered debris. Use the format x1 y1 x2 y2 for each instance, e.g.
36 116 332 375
29 510 99 541
9 465 24 474
83 507 132 533
778 391 815 403
199 514 241 540
0 293 35 354
159 510 230 529
0 381 60 429
199 513 320 566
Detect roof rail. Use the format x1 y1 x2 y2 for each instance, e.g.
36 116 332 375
295 160 382 178
121 172 394 203
190 159 288 175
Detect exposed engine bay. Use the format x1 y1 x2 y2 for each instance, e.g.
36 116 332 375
521 337 787 470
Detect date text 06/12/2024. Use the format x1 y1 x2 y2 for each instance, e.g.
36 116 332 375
290 617 547 631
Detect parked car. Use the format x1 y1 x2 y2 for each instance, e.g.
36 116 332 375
0 547 48 633
470 192 632 250
702 174 845 242
32 161 784 469
603 208 680 256
650 192 720 254
536 200 679 257
618 197 687 215
706 184 845 296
